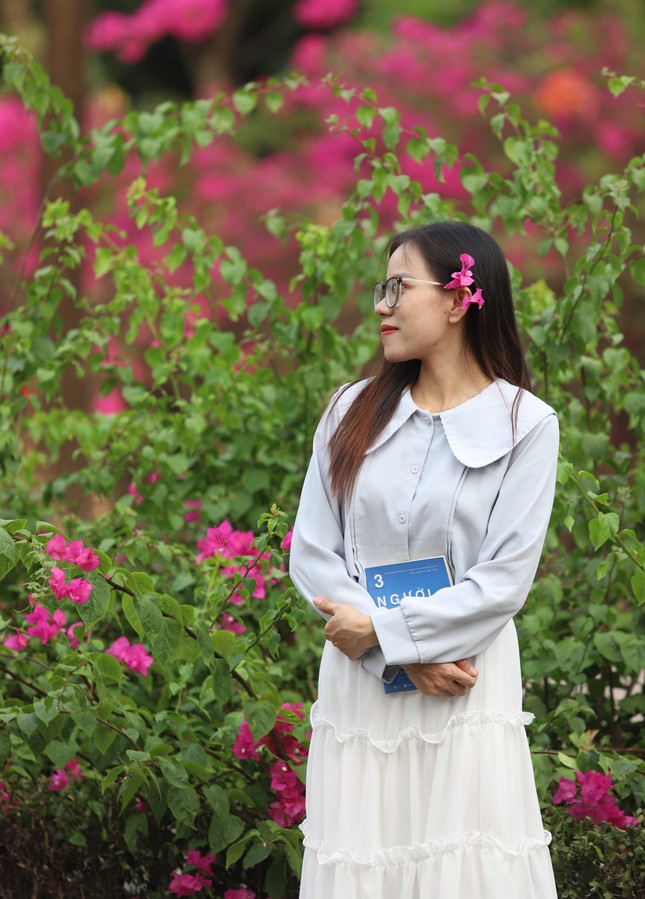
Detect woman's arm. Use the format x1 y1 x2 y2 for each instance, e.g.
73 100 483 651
372 413 559 665
319 414 559 669
289 396 378 619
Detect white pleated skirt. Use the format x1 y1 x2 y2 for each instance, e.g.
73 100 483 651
299 621 558 898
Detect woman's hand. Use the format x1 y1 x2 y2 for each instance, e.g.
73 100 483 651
313 596 379 661
403 659 478 696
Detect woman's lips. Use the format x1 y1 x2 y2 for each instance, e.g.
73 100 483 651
381 325 397 335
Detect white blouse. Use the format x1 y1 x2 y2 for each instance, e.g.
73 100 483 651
289 379 559 679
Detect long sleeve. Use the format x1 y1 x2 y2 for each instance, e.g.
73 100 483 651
372 413 559 666
289 399 376 618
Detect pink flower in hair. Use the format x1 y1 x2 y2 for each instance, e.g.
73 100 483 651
443 253 484 309
464 287 485 310
444 253 475 289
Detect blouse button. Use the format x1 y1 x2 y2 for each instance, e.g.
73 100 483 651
411 465 419 474
424 416 431 424
398 514 406 523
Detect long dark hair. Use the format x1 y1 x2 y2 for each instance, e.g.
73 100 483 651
328 221 531 498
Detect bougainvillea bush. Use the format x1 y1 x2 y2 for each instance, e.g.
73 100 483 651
0 29 644 899
1 1 644 320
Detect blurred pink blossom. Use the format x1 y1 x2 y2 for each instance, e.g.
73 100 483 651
3 631 30 652
49 769 70 792
295 0 357 30
65 758 84 782
168 871 205 896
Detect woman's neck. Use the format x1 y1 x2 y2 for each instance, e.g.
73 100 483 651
411 357 491 414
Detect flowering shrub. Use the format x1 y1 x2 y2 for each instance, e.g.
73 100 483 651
0 29 643 898
554 770 638 830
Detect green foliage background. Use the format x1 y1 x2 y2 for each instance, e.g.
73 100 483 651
0 35 643 898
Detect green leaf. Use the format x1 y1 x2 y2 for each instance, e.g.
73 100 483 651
225 832 252 867
92 651 123 684
243 699 276 744
166 785 200 828
0 528 16 579
232 90 257 116
607 76 634 98
78 573 111 626
134 593 164 643
94 724 118 755
209 811 245 853
588 512 619 550
631 571 645 605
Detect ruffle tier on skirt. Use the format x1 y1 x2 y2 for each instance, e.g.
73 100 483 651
299 621 558 899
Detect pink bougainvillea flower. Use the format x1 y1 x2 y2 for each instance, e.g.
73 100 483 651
184 499 202 523
3 631 30 652
196 520 233 561
25 605 66 644
106 636 153 676
553 769 638 830
135 795 149 813
64 758 84 782
65 577 93 605
67 621 84 649
220 612 246 635
577 769 613 805
281 529 293 551
106 635 131 661
168 871 205 896
45 534 68 560
553 776 577 805
185 849 217 873
49 769 69 792
294 0 357 30
165 0 228 42
463 287 485 310
443 252 475 289
67 544 100 573
223 890 256 899
127 483 144 505
268 759 306 826
148 470 160 484
0 781 11 809
124 642 154 676
49 566 69 601
231 719 260 761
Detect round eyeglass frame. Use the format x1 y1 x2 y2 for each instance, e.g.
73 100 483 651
373 276 444 309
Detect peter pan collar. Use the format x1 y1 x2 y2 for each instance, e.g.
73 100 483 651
339 379 556 468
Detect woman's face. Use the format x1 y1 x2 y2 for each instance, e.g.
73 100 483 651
376 242 457 364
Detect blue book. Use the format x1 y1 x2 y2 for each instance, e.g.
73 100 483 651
364 556 453 695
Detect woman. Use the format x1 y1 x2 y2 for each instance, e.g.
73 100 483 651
289 221 559 898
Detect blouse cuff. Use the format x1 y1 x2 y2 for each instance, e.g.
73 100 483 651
371 607 420 666
360 647 399 683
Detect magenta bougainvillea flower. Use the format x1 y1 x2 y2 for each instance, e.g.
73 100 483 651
442 253 485 309
168 871 205 896
45 535 99 572
443 253 475 289
65 758 84 782
3 631 30 652
49 769 70 792
25 604 66 644
49 566 69 601
294 0 357 30
553 770 638 829
106 636 154 676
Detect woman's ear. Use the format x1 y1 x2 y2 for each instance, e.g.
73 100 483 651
446 288 471 323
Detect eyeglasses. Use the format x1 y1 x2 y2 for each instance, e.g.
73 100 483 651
373 276 444 309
